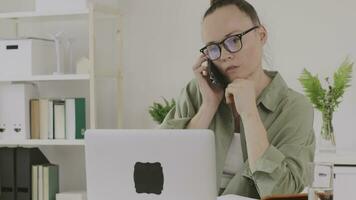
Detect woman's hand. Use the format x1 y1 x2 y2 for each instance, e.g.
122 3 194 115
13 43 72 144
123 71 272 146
225 79 258 117
192 54 224 108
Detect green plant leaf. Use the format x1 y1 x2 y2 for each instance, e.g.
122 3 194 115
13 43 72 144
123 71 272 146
298 69 326 110
332 58 353 106
148 97 176 124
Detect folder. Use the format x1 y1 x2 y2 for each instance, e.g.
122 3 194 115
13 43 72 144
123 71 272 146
15 147 50 200
0 148 16 200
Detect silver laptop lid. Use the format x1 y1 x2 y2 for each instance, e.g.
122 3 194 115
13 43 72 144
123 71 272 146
85 129 217 200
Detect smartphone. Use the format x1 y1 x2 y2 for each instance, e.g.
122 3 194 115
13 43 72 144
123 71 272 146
207 60 228 89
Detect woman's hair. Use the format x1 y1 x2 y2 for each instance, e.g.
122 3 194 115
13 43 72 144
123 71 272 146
204 0 261 26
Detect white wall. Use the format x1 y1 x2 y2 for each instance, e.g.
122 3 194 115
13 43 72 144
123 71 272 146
118 0 356 151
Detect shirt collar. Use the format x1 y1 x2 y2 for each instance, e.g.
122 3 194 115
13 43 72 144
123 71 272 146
256 71 289 112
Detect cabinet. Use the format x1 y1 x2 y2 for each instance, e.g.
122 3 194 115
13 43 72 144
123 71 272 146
0 1 122 192
315 151 356 200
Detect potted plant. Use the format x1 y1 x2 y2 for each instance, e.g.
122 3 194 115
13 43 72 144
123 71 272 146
299 58 353 152
149 97 176 124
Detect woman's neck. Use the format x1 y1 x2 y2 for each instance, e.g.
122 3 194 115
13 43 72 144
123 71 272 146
251 68 272 98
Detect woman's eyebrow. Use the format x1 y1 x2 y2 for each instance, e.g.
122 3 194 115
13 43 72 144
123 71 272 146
225 29 243 37
206 29 243 45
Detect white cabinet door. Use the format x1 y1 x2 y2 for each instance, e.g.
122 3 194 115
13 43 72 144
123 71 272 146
334 166 356 200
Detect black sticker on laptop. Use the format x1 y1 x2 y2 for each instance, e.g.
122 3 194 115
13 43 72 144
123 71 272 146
133 162 164 194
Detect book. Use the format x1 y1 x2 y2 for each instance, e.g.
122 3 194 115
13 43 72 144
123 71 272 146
38 165 44 200
43 164 59 200
39 99 49 139
48 100 54 139
32 166 39 200
53 100 65 139
30 99 40 139
65 98 86 140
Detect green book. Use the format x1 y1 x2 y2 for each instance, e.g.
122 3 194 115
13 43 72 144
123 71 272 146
75 98 86 139
43 164 59 200
65 98 86 140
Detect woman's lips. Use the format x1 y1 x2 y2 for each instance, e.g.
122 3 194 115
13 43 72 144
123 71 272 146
225 65 239 73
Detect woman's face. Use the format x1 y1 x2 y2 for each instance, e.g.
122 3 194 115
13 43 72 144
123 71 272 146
202 5 267 81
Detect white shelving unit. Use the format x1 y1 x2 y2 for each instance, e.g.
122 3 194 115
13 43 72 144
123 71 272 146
0 1 122 192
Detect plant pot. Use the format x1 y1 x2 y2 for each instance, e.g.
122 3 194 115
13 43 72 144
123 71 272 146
319 111 336 153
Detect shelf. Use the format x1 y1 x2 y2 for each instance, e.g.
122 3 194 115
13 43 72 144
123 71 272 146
0 74 90 82
0 9 89 19
0 139 85 146
315 151 356 166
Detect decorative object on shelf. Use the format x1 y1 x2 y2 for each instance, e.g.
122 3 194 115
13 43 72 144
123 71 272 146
299 58 353 153
149 97 176 124
76 57 90 74
51 31 65 75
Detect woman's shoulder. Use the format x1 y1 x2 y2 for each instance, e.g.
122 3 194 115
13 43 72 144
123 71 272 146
176 78 203 109
283 88 314 116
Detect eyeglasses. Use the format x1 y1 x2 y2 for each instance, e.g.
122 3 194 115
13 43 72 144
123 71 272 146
200 26 259 61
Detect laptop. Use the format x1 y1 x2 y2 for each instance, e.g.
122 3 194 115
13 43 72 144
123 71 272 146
85 129 217 200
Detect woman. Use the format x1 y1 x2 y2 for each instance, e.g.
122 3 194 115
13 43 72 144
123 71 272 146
160 0 315 199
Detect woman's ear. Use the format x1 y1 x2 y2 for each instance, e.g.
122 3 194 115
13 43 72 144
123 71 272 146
258 25 268 45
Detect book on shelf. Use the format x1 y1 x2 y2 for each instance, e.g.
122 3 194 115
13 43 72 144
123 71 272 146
53 100 65 139
29 97 86 140
65 98 86 140
30 99 40 139
39 99 50 140
32 164 59 200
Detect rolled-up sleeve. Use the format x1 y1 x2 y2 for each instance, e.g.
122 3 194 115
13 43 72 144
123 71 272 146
243 96 316 198
160 79 201 129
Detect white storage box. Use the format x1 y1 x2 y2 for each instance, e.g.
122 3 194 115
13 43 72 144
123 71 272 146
0 0 35 13
0 39 56 80
36 0 88 12
0 83 38 140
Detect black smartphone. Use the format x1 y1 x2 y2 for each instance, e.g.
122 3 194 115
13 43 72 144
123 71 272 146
207 60 228 89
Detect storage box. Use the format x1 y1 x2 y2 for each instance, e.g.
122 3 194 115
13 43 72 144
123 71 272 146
0 83 38 140
0 0 35 13
0 39 56 80
36 0 88 12
56 191 87 200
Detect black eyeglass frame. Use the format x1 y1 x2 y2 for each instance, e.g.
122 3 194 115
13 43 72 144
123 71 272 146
199 26 260 60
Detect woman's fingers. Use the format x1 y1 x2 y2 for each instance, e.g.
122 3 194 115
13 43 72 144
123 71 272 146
193 55 209 78
225 84 237 104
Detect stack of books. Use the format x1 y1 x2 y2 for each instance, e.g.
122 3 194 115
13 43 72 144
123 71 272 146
30 97 86 140
32 164 59 200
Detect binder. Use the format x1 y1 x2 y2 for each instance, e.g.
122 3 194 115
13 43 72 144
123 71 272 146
15 147 50 200
0 148 16 200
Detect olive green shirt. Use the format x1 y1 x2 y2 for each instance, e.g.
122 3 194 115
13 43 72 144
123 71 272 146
160 71 315 199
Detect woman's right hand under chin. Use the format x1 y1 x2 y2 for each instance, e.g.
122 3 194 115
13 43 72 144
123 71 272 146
192 54 224 109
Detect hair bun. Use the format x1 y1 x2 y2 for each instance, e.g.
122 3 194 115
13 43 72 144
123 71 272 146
210 0 221 6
